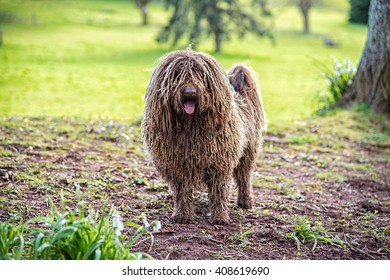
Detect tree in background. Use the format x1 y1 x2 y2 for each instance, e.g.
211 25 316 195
349 0 371 24
0 11 7 46
298 0 312 33
157 0 272 53
336 0 390 114
134 0 150 25
287 0 315 34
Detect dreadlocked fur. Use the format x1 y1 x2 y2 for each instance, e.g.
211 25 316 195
142 50 266 225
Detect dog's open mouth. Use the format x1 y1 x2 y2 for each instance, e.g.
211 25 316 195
183 99 197 115
181 85 198 115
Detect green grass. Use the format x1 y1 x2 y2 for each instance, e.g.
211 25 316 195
0 0 367 123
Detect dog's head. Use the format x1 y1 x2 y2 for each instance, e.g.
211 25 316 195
145 50 234 120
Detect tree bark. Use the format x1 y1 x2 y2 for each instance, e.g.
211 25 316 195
336 0 390 115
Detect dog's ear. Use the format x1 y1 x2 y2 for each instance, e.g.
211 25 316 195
229 69 245 94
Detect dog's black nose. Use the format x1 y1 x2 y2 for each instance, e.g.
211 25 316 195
184 86 196 95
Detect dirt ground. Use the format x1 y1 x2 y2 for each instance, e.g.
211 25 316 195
0 109 389 259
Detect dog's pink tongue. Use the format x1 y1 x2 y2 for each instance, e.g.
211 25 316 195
184 101 196 115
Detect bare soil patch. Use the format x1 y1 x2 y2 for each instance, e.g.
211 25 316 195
1 110 389 259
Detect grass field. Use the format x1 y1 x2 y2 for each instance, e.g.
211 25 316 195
0 0 367 123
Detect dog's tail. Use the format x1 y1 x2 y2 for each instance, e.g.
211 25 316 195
228 63 266 129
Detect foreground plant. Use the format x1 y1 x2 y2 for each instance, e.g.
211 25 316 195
0 185 157 260
229 223 254 248
286 215 345 252
0 220 25 260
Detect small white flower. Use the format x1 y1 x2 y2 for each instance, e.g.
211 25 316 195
152 221 162 232
142 215 150 229
112 212 124 236
87 208 96 225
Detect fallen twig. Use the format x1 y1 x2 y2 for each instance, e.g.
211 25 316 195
348 245 376 260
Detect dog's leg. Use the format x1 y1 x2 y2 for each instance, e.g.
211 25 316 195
170 182 194 224
234 147 255 209
205 172 231 225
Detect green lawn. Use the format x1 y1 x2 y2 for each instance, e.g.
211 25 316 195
0 0 367 123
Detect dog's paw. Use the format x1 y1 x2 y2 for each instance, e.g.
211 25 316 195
237 198 253 209
170 214 192 224
237 201 252 209
210 215 230 225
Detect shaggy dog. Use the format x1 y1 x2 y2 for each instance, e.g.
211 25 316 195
142 50 266 225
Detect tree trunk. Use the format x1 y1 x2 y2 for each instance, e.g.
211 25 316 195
299 0 311 33
302 10 309 33
135 0 149 26
140 6 148 25
215 32 222 53
336 0 390 115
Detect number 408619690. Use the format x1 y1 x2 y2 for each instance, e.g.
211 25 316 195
214 267 269 276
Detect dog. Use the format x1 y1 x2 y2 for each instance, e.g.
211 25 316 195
142 49 266 224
